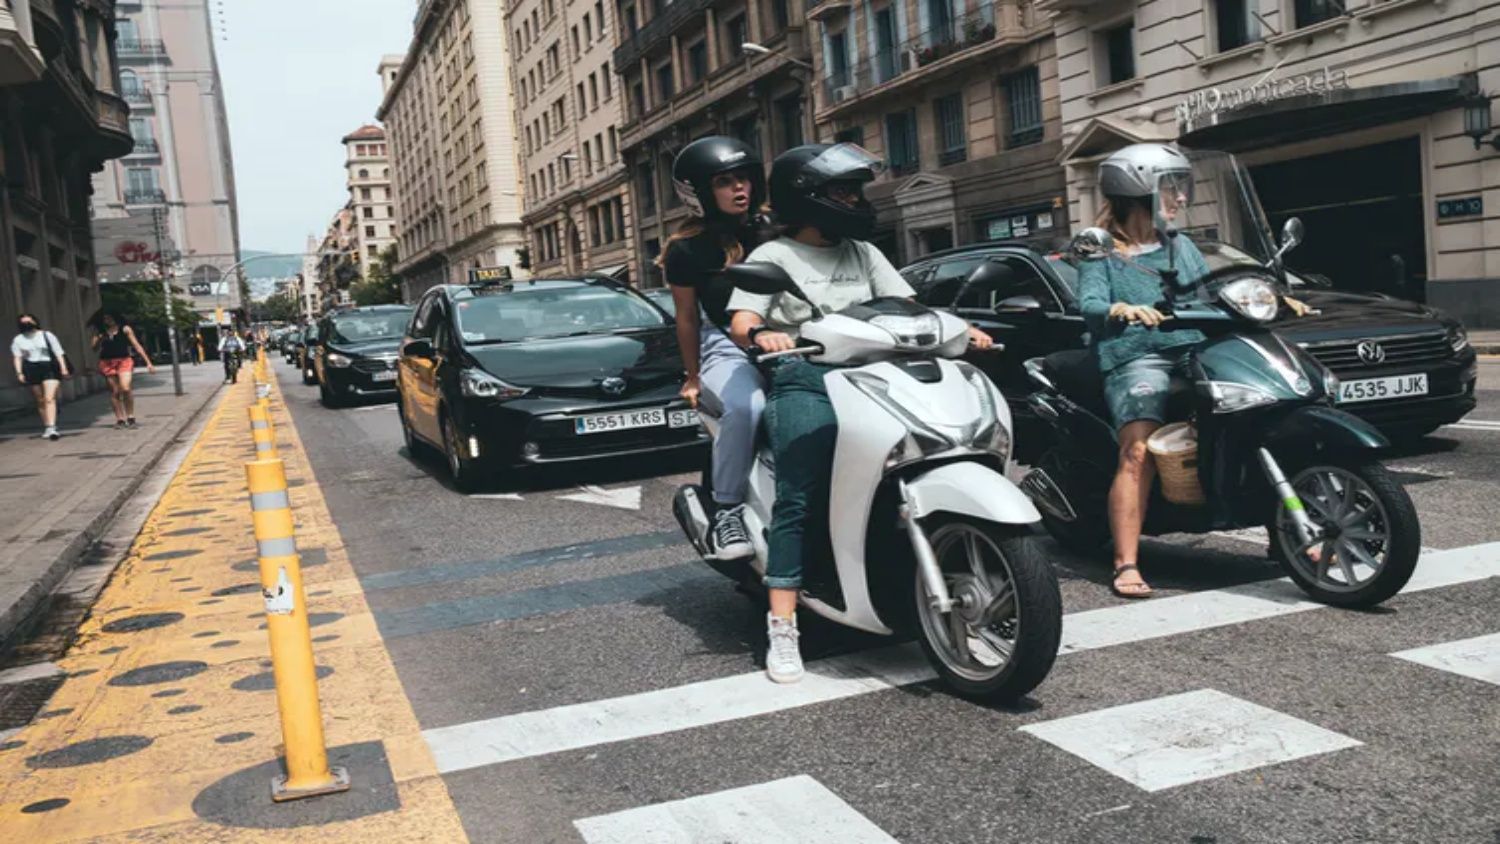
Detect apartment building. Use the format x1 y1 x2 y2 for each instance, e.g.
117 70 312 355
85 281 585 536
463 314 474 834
612 0 814 284
2 0 133 412
810 0 1066 263
377 0 528 302
315 206 357 309
91 0 241 320
1044 0 1500 326
510 0 635 279
342 124 396 276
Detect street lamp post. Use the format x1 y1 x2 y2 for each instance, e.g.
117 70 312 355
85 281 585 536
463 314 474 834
150 208 185 396
741 42 815 71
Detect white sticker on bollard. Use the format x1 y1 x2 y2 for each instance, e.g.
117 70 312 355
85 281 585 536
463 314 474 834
263 567 295 614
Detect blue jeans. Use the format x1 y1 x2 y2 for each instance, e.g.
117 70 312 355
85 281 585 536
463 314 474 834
697 318 765 506
762 360 838 590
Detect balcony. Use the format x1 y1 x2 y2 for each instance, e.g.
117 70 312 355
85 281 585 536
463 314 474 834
117 39 168 60
613 0 714 72
124 188 167 205
94 90 134 158
126 138 160 157
1 0 46 85
122 86 152 107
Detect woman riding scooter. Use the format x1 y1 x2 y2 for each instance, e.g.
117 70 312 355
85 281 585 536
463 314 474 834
660 136 774 560
1080 143 1309 598
728 143 992 682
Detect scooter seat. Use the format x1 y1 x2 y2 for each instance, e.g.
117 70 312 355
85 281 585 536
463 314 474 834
1043 348 1194 424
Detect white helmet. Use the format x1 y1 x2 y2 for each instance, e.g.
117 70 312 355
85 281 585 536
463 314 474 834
1099 143 1195 234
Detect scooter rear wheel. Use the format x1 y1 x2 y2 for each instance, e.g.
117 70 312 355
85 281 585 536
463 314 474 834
1269 459 1420 608
913 518 1061 702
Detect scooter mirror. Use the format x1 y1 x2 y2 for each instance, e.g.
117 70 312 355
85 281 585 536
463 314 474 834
1071 227 1116 259
1280 217 1305 252
722 263 814 305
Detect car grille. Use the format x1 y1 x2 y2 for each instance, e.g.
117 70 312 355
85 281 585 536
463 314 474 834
1301 331 1452 374
352 357 396 374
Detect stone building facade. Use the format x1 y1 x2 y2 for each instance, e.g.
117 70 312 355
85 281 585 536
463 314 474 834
342 124 396 277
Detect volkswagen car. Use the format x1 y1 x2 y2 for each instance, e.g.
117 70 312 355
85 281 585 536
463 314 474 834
312 304 415 406
396 277 703 490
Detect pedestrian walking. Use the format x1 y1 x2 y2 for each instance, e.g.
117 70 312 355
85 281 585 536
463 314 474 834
192 333 204 365
92 312 155 429
219 328 246 383
10 313 71 440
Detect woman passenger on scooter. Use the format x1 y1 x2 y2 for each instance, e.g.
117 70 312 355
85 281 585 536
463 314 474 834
1078 144 1212 599
660 136 774 561
728 143 992 682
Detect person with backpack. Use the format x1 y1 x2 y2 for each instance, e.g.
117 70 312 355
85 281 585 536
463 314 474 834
11 313 71 440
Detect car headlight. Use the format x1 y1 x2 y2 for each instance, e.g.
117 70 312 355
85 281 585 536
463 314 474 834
869 312 941 349
1206 380 1278 413
325 352 352 368
1449 325 1470 353
1220 278 1279 323
460 369 529 400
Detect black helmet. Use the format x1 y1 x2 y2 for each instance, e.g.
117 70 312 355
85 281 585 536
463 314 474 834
671 136 765 221
768 143 884 241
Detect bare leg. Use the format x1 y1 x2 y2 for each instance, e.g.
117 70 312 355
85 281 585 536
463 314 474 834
769 587 797 619
106 375 126 422
118 369 136 418
1108 420 1160 594
30 384 46 426
40 380 59 427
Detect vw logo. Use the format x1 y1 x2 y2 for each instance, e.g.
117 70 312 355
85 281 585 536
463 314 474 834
600 377 627 396
1356 340 1386 365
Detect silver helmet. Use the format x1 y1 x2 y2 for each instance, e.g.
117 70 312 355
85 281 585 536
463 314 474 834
1098 143 1195 234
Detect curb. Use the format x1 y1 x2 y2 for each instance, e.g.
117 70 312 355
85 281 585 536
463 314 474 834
0 382 225 649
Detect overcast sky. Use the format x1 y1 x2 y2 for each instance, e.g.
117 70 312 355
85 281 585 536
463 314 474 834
219 0 414 258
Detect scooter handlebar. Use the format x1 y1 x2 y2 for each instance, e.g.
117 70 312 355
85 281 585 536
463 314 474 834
745 342 825 364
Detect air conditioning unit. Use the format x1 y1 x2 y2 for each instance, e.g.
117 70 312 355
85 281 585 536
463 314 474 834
831 85 858 103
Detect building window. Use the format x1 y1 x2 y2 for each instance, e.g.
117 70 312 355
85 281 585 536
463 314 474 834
730 113 760 157
637 160 657 217
1003 66 1043 147
655 62 674 102
596 1 607 33
583 16 593 44
826 31 851 91
1213 0 1259 52
1100 21 1135 85
624 4 638 34
631 80 646 117
1294 0 1343 28
571 25 581 59
361 187 373 200
602 62 612 98
884 109 919 176
770 0 789 31
934 93 965 166
776 95 804 154
723 14 747 65
687 41 708 84
834 126 864 145
366 225 377 237
363 207 374 219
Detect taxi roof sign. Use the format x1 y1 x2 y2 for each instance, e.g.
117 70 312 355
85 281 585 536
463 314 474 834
468 266 512 283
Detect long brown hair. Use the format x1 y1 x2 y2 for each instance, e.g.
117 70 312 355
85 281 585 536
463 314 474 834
655 219 746 269
1094 195 1156 249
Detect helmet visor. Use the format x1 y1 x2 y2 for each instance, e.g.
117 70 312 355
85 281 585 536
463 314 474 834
801 143 888 185
1154 170 1195 230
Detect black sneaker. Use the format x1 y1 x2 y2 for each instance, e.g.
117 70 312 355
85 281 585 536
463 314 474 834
710 504 754 560
126 417 138 428
114 420 127 429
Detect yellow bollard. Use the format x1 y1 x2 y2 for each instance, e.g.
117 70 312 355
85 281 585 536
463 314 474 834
249 404 278 459
245 457 350 802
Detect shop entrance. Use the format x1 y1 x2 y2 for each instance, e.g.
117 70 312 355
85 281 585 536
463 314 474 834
1250 137 1426 301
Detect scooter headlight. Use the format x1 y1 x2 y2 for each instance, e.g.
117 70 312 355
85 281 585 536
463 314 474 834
869 312 941 349
1206 380 1278 413
957 362 1011 461
1220 278 1279 323
846 372 955 469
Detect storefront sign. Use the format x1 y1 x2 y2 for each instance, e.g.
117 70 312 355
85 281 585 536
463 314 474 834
1176 66 1350 127
188 281 213 296
980 207 1058 243
987 219 1012 240
469 266 512 283
1437 196 1483 220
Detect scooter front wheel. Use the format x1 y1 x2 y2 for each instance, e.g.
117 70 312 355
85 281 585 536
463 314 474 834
1269 459 1420 608
913 518 1062 702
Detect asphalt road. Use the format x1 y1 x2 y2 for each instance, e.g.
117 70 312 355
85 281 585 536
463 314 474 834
284 357 1500 844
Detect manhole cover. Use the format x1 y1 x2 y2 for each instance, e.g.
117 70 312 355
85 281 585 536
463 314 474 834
0 675 65 730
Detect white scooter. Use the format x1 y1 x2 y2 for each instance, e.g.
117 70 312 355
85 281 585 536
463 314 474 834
673 263 1062 701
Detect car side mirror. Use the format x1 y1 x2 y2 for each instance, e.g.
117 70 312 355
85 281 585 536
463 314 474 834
996 294 1044 316
722 263 813 306
404 338 434 358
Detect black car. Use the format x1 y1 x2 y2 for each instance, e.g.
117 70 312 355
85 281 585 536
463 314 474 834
297 323 321 384
312 304 415 406
397 277 704 490
903 241 1478 460
643 286 677 317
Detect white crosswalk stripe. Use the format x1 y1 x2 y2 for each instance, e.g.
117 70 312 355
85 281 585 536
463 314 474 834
1390 631 1500 686
1018 688 1362 792
573 776 901 844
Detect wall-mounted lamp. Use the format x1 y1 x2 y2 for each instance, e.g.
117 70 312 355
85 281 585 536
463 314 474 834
741 42 814 72
1463 96 1498 151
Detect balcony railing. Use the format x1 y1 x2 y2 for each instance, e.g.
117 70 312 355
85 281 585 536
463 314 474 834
117 39 167 58
127 138 160 156
124 188 166 205
907 2 996 67
613 0 714 72
122 86 151 106
821 2 1002 107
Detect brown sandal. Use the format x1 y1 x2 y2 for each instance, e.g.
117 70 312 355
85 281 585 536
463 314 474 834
1112 564 1154 599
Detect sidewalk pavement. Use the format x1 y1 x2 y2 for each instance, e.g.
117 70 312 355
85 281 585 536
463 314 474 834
1471 329 1500 355
0 363 225 648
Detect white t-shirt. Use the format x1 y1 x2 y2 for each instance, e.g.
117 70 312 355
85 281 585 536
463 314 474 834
727 237 915 338
11 330 64 363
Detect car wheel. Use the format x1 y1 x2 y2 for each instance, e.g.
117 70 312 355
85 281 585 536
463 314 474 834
442 411 484 493
319 380 344 408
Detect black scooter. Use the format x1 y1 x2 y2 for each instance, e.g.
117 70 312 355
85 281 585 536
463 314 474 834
1020 221 1420 608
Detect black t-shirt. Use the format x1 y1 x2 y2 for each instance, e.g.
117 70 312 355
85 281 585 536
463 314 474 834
663 222 769 328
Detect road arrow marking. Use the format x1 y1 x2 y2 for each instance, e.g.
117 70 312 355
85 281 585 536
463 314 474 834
557 485 641 511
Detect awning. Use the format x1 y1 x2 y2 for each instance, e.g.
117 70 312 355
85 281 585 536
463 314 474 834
1178 75 1478 152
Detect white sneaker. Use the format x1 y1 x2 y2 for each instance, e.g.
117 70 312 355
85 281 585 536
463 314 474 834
710 504 753 560
765 613 804 684
44 426 59 441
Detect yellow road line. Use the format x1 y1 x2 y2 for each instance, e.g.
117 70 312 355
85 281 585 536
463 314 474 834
0 372 468 842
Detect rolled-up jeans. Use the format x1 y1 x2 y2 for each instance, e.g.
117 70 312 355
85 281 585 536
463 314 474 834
697 318 765 506
762 359 839 590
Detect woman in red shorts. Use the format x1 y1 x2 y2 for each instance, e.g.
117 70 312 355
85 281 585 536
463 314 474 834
92 312 155 428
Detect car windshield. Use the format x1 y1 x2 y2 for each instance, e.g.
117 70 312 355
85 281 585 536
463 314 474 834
455 285 667 343
328 310 411 344
1198 240 1307 287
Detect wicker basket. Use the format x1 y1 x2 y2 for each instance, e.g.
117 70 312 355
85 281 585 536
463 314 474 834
1148 422 1205 506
